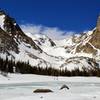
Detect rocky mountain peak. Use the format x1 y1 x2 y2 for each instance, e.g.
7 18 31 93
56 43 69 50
0 9 6 15
96 15 100 31
0 10 43 57
72 15 100 56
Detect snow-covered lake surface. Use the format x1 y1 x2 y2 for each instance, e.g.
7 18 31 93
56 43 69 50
0 74 100 100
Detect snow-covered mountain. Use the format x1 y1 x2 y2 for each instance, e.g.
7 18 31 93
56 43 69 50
0 10 100 72
0 10 64 69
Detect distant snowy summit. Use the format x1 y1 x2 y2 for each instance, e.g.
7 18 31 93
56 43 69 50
0 9 100 72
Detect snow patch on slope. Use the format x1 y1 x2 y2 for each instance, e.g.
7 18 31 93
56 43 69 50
0 15 5 30
8 41 64 69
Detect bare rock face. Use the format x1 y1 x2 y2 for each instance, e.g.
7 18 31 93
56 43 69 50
76 42 97 54
0 28 19 55
96 15 100 32
89 30 100 49
0 10 42 56
4 14 42 52
75 30 100 55
75 15 100 55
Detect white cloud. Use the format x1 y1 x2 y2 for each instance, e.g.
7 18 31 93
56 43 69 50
20 24 42 34
20 24 75 40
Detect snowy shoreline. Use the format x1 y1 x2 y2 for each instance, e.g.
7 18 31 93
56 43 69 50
0 74 100 84
1 74 100 100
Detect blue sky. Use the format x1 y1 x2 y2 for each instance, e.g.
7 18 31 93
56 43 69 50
0 0 100 33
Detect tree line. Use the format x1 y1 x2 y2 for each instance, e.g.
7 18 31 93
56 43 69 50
0 56 100 77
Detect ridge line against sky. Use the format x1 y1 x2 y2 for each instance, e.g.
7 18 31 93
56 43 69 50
0 0 100 38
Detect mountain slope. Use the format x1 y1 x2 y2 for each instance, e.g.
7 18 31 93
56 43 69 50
0 10 63 69
0 10 100 73
74 29 100 60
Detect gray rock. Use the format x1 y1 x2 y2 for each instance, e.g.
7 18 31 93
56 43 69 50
33 89 53 93
60 84 69 90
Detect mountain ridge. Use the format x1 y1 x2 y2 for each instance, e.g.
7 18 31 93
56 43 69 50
0 10 100 73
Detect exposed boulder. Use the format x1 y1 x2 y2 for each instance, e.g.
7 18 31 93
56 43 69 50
33 89 53 93
60 84 69 90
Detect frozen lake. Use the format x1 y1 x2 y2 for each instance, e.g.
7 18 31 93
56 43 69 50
1 81 100 100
